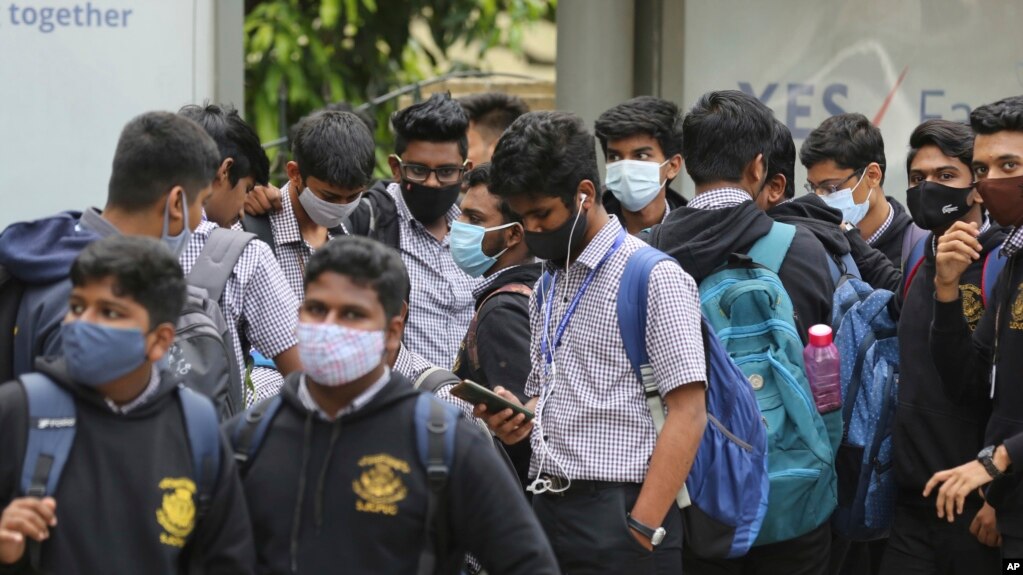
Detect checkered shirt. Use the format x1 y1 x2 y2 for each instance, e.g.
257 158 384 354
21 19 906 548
104 365 161 414
386 182 478 368
525 216 706 482
297 369 391 421
394 344 491 434
180 220 300 406
267 181 337 300
866 202 895 246
1002 226 1023 258
688 187 752 210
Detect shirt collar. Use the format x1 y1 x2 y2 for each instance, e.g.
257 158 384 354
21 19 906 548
573 216 625 270
104 365 161 414
1002 225 1023 257
866 202 895 246
473 265 522 299
688 187 752 210
298 367 391 421
270 182 305 246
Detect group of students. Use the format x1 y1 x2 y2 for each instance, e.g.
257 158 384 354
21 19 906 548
0 84 1020 575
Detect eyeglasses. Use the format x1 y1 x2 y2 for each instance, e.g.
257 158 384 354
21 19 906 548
803 168 864 196
393 156 467 185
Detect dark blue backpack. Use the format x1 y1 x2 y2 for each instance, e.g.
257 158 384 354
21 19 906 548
231 391 458 575
616 246 769 559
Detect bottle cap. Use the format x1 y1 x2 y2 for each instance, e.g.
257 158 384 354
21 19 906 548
808 324 833 347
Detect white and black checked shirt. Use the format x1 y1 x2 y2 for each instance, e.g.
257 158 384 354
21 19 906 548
387 183 478 368
297 369 391 421
105 366 161 414
525 216 706 483
268 182 337 300
866 202 895 246
394 344 491 434
1002 226 1023 258
180 220 300 405
688 187 752 210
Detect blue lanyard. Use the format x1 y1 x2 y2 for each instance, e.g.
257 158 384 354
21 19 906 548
541 230 626 366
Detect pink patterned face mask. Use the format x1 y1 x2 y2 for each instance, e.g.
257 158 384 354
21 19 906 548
297 322 385 386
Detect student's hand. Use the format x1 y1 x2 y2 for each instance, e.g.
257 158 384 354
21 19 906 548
244 184 283 217
969 502 1002 547
0 497 57 565
923 460 994 522
473 387 534 445
934 221 982 302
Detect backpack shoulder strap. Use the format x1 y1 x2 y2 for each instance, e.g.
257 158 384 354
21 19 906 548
901 225 929 271
188 228 256 302
230 395 284 477
414 393 458 575
177 385 221 520
747 222 797 273
241 213 276 257
19 373 76 497
414 367 460 393
467 284 534 373
901 235 929 299
841 252 862 280
982 248 1009 307
0 265 25 382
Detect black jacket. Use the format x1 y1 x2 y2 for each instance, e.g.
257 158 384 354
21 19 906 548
647 200 834 340
768 195 902 293
896 225 1006 508
0 359 255 575
227 372 557 575
453 263 542 487
869 197 923 268
930 244 1023 535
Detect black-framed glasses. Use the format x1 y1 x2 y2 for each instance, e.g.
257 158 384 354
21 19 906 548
803 168 864 195
393 156 467 185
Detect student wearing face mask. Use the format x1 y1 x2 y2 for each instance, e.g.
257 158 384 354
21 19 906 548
450 163 540 487
0 112 219 381
594 96 688 235
0 236 255 574
877 120 1005 574
925 95 1023 560
226 236 557 575
801 113 927 270
343 93 479 368
477 111 708 573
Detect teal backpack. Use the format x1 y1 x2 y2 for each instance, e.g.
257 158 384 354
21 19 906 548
698 222 837 546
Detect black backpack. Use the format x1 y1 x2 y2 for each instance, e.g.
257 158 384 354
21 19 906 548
343 180 401 250
0 265 26 382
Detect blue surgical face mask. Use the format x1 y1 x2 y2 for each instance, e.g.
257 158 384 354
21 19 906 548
818 171 872 225
61 321 149 388
449 220 519 277
161 191 192 258
605 159 669 212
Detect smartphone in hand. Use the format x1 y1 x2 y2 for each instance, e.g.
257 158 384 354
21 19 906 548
451 380 534 422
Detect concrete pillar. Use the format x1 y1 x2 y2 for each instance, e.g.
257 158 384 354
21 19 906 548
215 0 245 114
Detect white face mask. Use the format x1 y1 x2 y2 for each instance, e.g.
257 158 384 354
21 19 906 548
298 187 361 228
605 159 669 212
297 322 385 386
818 171 872 225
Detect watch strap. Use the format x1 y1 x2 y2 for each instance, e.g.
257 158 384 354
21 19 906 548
626 514 656 539
979 448 1005 479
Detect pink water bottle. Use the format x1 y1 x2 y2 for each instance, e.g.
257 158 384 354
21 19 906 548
804 324 842 413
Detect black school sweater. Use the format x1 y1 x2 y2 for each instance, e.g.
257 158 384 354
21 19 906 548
228 372 557 575
648 200 834 340
0 358 255 575
896 225 1006 508
931 243 1023 535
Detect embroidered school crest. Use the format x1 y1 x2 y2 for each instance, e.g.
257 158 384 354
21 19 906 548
1011 287 1023 331
960 284 983 332
156 477 196 548
353 454 410 516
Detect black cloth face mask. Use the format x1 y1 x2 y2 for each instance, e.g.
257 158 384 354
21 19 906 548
524 202 589 263
906 181 974 231
401 180 461 223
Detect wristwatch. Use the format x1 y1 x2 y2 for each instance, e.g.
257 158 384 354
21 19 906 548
626 513 666 547
977 445 1006 479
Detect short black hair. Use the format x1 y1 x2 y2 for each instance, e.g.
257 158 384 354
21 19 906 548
906 119 974 174
970 96 1023 136
459 92 529 144
682 90 775 186
70 236 186 329
594 96 684 160
291 110 376 189
391 93 469 159
304 236 408 320
801 113 887 184
321 101 378 134
107 112 220 212
769 121 797 199
465 162 521 224
179 102 270 186
489 111 601 206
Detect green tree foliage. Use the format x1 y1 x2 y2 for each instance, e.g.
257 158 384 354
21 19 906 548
244 0 554 174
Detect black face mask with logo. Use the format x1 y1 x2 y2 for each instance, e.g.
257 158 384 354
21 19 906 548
906 181 974 231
